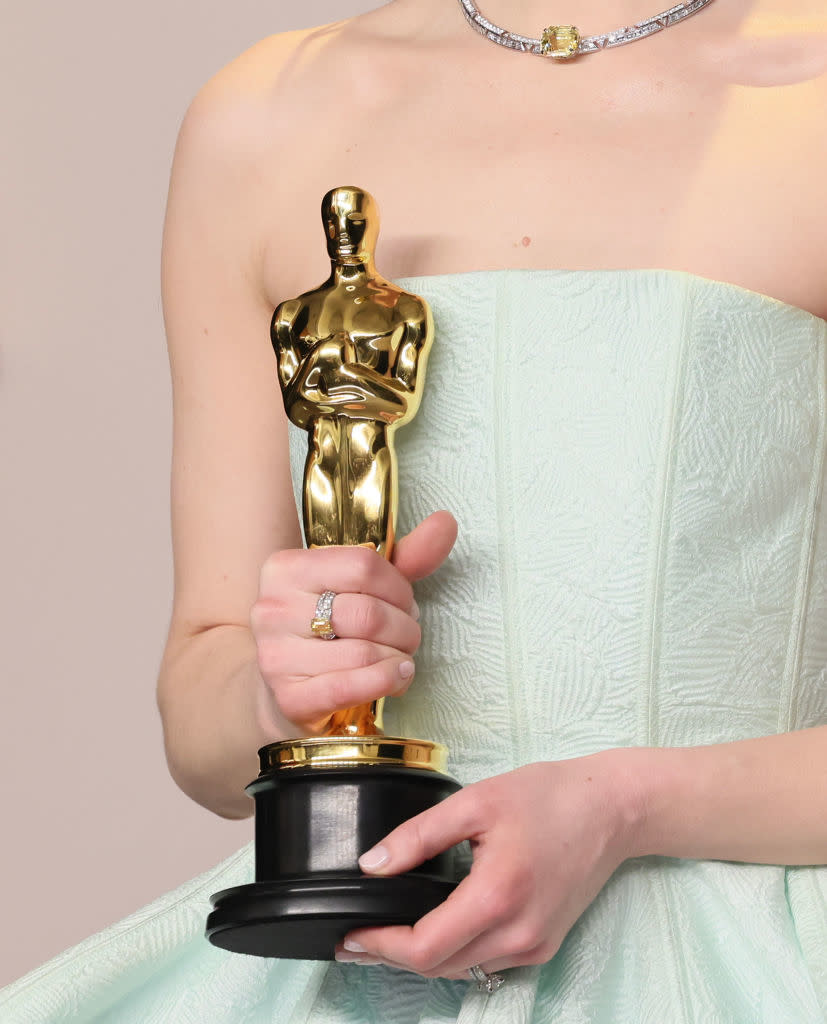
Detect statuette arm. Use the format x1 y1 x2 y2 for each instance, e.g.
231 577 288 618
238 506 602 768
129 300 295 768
392 309 433 396
271 301 303 392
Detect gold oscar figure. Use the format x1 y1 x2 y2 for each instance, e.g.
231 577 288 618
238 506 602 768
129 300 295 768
207 187 461 961
270 183 431 739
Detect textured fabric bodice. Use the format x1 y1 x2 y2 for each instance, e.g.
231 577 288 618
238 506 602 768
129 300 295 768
373 271 827 777
3 270 826 1023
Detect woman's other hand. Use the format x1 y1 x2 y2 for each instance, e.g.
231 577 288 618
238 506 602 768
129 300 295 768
251 510 457 736
334 752 645 977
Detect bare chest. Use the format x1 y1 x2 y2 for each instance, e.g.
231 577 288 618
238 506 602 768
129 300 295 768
259 41 827 319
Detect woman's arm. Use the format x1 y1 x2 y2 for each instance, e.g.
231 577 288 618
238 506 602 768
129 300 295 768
338 727 827 976
157 78 303 818
156 66 454 819
634 725 827 865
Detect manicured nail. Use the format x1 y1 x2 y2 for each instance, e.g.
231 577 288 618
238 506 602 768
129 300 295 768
411 600 420 621
399 660 415 681
343 938 367 953
335 951 379 964
359 844 389 871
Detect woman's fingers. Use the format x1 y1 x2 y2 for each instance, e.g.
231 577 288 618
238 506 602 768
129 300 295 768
342 838 554 978
252 584 422 731
342 867 506 975
356 786 483 876
253 591 421 650
253 512 457 736
260 510 457 608
339 789 503 971
336 760 632 979
257 635 407 677
439 937 552 978
392 510 457 582
260 545 416 612
338 863 554 978
393 910 554 978
274 653 416 727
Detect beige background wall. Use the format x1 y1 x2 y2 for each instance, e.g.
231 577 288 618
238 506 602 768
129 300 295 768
1 0 383 988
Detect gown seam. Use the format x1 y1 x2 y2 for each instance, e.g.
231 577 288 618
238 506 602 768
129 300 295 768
638 275 694 749
777 326 827 734
653 868 698 1024
806 870 827 1019
493 273 530 768
783 869 827 1023
644 276 697 1022
286 962 334 1024
455 990 493 1024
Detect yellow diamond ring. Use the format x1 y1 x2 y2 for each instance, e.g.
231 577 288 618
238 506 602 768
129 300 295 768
310 590 337 640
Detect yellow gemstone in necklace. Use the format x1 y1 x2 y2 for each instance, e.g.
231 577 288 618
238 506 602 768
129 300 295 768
540 25 581 59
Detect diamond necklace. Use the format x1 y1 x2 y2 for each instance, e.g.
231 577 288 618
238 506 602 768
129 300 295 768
457 0 717 60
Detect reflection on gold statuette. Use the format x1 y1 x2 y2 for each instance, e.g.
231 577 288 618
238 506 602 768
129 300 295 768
271 185 433 740
206 187 461 962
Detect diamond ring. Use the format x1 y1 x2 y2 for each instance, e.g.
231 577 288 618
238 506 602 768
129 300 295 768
310 590 337 640
468 965 505 993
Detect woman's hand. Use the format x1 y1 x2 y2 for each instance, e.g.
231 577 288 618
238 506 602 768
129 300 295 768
335 752 646 977
251 510 457 736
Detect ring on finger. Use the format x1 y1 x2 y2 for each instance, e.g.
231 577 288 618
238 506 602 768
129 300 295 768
310 590 338 640
468 965 505 993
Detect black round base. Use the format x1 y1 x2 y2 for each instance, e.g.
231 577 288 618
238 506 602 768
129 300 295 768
207 874 457 960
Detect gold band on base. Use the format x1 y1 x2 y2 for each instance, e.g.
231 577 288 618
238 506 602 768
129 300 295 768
259 735 450 774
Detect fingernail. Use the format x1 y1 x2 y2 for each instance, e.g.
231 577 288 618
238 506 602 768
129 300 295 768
335 950 379 964
343 938 367 953
399 660 415 681
411 599 420 621
358 844 389 871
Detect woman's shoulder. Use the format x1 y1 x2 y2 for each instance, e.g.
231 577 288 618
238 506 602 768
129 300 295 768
182 9 408 138
167 9 420 269
165 11 417 302
176 27 331 156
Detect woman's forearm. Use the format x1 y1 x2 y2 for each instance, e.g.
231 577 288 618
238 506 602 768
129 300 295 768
157 618 827 862
157 624 293 819
627 726 827 865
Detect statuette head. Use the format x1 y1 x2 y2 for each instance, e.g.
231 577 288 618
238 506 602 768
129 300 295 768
322 186 379 265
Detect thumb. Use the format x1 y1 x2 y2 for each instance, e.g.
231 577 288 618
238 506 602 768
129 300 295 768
393 510 457 582
357 787 474 876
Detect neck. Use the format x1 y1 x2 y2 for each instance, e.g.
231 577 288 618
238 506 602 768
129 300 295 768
448 0 756 53
331 259 374 282
456 0 729 34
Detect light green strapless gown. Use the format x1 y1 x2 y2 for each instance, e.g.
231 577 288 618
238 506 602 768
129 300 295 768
3 270 826 1023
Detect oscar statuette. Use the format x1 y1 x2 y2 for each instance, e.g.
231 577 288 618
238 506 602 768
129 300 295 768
206 186 461 960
